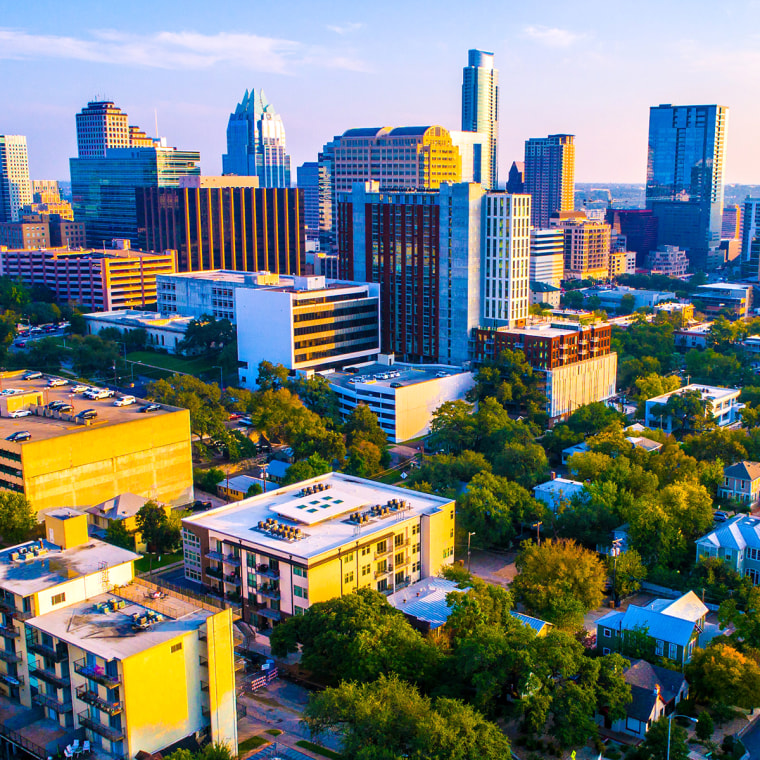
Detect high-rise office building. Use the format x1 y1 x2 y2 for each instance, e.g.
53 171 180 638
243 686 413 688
605 209 659 267
524 134 575 229
297 162 321 245
741 198 760 279
75 101 159 158
0 135 32 223
222 89 291 188
722 204 741 239
461 49 499 190
137 176 305 274
70 147 200 247
506 161 525 193
645 104 728 266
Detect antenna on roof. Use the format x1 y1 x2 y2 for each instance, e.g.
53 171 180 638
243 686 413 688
155 109 159 139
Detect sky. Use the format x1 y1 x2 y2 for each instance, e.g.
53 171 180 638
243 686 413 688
2 0 760 185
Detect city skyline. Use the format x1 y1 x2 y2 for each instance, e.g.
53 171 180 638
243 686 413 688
2 0 760 184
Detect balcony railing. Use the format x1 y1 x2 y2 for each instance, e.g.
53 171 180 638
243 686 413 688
256 587 281 601
224 575 242 586
76 686 123 715
199 654 208 666
78 711 124 742
374 565 393 579
30 666 69 689
253 566 279 580
27 639 68 662
255 607 282 622
222 554 241 567
374 548 391 560
0 648 21 664
205 550 225 562
32 691 72 714
200 680 209 692
73 659 121 688
0 623 19 638
205 566 223 580
0 672 23 687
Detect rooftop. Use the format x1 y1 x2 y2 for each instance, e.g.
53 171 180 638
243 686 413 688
27 589 211 661
0 372 185 444
183 472 453 561
698 513 760 552
87 493 150 522
327 362 469 392
646 383 739 405
83 310 195 331
0 537 139 596
387 577 466 629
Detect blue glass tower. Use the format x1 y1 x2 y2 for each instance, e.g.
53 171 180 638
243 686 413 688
646 104 728 265
222 89 291 188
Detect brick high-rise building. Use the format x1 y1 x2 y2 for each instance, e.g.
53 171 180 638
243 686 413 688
524 134 575 229
556 217 611 280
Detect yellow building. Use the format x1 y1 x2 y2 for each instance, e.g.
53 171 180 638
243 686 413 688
0 373 193 513
609 250 636 277
558 218 611 280
0 510 237 760
182 473 456 631
86 493 173 552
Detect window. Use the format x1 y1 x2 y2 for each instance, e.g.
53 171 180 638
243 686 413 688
394 534 404 547
171 643 182 653
294 586 308 599
361 546 371 557
51 592 65 606
411 524 419 536
377 560 387 575
293 566 306 577
655 639 664 656
603 647 611 655
443 547 454 559
361 564 371 577
344 571 354 584
294 606 305 616
450 528 454 538
603 628 611 638
376 540 387 555
668 642 677 660
343 552 354 564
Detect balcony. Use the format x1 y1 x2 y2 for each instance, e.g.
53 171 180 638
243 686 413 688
32 691 72 714
374 548 391 560
255 607 282 622
394 556 410 568
393 538 411 549
374 565 393 579
0 623 19 638
222 554 241 567
256 586 281 601
73 659 121 688
0 672 22 687
27 639 68 662
200 680 209 692
205 550 225 562
78 711 124 742
30 666 69 689
224 575 242 587
199 654 208 667
205 566 223 580
0 648 21 664
76 686 123 715
254 565 279 580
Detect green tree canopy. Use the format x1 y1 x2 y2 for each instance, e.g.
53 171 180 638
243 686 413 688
0 492 36 544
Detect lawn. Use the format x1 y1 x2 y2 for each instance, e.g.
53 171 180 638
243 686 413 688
264 729 283 736
125 351 226 383
295 741 342 759
238 736 269 753
134 551 183 574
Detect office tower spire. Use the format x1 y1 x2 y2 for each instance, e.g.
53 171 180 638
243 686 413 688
524 134 575 229
0 135 32 223
461 49 499 190
222 89 291 188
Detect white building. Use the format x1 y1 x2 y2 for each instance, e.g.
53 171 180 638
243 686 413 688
545 353 618 420
450 131 487 184
327 362 475 443
644 384 742 433
0 135 32 223
235 273 381 385
530 228 564 289
84 309 194 353
595 286 676 311
533 477 585 512
482 192 531 326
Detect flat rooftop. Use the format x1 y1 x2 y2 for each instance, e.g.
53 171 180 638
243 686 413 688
647 383 739 405
0 372 184 444
327 362 467 392
183 472 453 560
27 589 211 661
160 270 366 294
0 537 139 596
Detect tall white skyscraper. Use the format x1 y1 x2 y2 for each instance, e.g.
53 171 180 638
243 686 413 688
0 135 32 223
223 89 291 188
482 192 531 326
461 49 499 190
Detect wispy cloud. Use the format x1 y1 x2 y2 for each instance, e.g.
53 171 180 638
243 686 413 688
0 28 368 73
523 25 585 48
326 22 364 35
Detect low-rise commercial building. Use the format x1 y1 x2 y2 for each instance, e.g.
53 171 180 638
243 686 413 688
647 245 688 277
0 372 193 511
181 472 456 630
0 246 175 310
327 362 475 443
84 310 194 353
594 286 676 312
0 509 237 760
694 282 753 318
644 384 741 433
609 250 636 277
674 322 711 351
235 274 381 384
0 221 49 249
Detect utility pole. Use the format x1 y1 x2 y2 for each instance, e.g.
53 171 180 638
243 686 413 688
532 521 543 547
467 531 476 572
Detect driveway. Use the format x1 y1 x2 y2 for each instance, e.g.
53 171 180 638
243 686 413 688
467 549 518 587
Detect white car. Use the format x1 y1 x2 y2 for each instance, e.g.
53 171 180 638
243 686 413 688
71 384 89 393
9 409 31 418
114 395 136 407
47 378 68 387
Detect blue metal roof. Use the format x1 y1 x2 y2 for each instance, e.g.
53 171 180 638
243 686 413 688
510 611 551 634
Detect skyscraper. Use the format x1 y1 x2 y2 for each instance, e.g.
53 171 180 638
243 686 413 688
0 135 32 223
297 162 321 245
524 134 575 229
222 89 291 188
461 49 499 190
645 104 728 266
75 101 159 158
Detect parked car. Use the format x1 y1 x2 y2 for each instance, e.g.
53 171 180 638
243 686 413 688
114 395 136 407
714 510 730 523
14 341 26 348
6 431 31 442
76 409 97 420
138 403 161 413
71 384 89 393
47 401 66 411
191 500 213 512
57 404 74 414
22 371 41 379
390 382 403 388
85 388 114 400
47 378 68 387
8 409 31 418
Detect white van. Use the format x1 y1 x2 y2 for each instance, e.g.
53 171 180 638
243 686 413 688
114 395 136 407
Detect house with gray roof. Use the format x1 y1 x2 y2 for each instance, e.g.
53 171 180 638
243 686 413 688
718 461 760 508
598 659 688 738
596 591 707 666
387 577 469 634
696 514 760 584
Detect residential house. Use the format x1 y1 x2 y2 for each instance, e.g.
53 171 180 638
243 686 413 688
717 461 760 508
387 577 468 635
509 611 552 636
696 514 760 584
533 477 585 513
217 475 267 502
644 384 742 433
562 442 589 465
86 493 170 552
626 436 663 453
600 659 688 739
596 591 708 665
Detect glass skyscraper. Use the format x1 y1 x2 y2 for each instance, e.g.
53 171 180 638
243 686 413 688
222 89 291 188
461 49 499 190
646 104 728 265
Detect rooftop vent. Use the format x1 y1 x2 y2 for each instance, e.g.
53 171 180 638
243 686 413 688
255 517 305 542
347 498 411 525
299 483 331 498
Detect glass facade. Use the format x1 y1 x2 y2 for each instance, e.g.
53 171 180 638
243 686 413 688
461 50 499 190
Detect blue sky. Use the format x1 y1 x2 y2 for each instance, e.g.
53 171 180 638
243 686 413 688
2 0 760 185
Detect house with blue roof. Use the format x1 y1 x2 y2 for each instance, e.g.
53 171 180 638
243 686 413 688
596 591 707 666
387 577 470 634
510 611 552 636
696 514 760 584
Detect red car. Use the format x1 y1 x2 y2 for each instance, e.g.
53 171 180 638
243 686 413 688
229 413 241 420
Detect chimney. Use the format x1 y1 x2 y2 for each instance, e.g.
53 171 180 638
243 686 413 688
550 471 556 480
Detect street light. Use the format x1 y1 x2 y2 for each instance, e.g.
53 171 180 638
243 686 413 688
532 521 543 547
667 713 697 760
467 531 476 572
610 538 623 607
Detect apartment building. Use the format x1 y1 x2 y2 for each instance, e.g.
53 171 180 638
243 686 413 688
0 510 236 760
647 245 688 277
524 134 575 229
181 473 456 630
0 247 175 310
558 218 611 280
644 384 741 433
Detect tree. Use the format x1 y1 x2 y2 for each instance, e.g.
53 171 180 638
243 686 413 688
556 482 629 549
492 441 548 489
566 402 624 437
8 337 66 373
290 374 341 427
177 315 235 356
194 467 224 494
344 403 387 450
696 711 714 740
718 586 760 650
610 549 647 600
245 483 263 497
303 674 512 760
0 492 36 544
428 400 477 454
512 539 606 629
105 520 134 549
642 715 688 760
135 501 169 553
256 360 290 390
148 375 228 439
683 428 747 464
69 334 120 378
282 453 331 485
634 373 681 416
685 643 760 709
345 440 383 477
270 588 439 687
